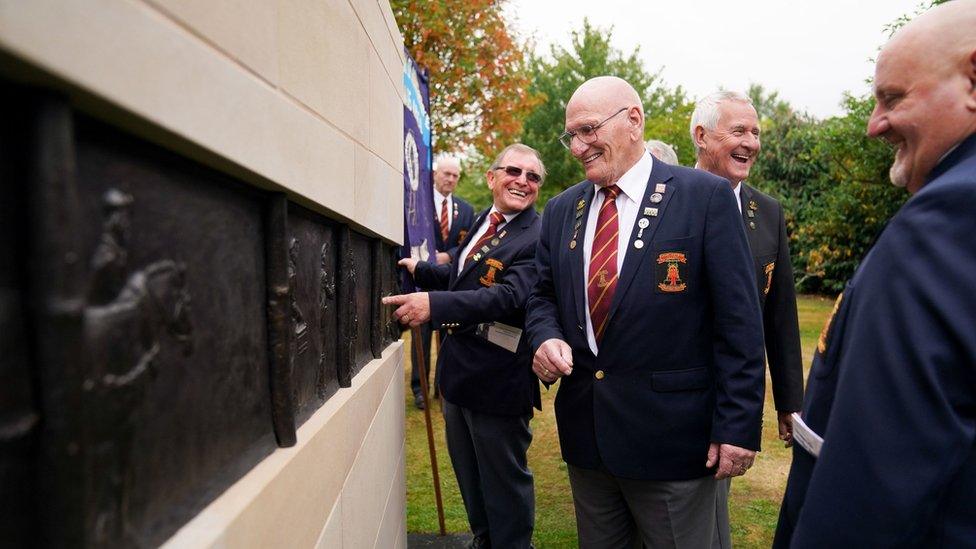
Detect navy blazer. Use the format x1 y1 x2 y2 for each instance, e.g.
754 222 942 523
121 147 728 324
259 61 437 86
740 184 803 412
525 158 765 480
433 195 475 259
774 135 976 547
414 206 542 416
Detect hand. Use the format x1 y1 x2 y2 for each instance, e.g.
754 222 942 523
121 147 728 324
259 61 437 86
397 258 419 275
533 338 573 383
381 293 430 327
706 442 756 480
435 252 452 265
779 411 795 447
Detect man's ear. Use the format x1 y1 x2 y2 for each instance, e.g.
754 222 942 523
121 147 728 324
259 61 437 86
967 49 976 111
693 125 708 149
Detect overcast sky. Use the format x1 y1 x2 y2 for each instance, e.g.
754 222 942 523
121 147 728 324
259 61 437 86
504 0 928 119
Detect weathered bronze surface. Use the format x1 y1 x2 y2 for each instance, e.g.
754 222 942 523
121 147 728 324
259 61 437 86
0 81 401 548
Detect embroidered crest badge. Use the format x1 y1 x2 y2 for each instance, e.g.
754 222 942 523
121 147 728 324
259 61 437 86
763 261 775 296
817 292 844 354
458 229 468 243
656 252 688 293
479 258 504 287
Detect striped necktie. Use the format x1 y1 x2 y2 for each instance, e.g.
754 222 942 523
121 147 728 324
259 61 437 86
464 211 505 267
439 198 450 243
588 185 621 344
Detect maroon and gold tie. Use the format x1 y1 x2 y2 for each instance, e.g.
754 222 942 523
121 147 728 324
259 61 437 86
588 185 621 344
439 198 450 243
464 211 505 267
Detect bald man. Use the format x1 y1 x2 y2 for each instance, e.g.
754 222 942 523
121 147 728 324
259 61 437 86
526 76 765 547
775 2 976 546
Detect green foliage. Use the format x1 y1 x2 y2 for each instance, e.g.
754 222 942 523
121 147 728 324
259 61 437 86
520 19 686 207
750 93 907 293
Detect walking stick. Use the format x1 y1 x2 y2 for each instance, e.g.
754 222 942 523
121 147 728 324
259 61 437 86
412 325 446 535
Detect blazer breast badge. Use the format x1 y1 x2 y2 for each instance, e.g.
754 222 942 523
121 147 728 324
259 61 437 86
656 252 688 293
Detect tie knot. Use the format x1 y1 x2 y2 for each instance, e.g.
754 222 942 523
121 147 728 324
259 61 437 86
602 185 621 201
489 211 505 227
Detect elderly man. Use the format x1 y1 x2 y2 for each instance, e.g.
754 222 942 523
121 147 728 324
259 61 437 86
691 90 804 548
385 143 544 549
774 2 976 546
526 76 765 547
411 155 474 409
645 139 679 166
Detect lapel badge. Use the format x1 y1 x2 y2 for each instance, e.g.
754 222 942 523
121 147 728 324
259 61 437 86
633 240 644 249
472 253 482 262
656 252 688 293
490 238 500 246
747 209 755 218
650 192 663 204
569 240 577 250
498 230 508 239
576 199 586 211
575 208 585 219
655 183 667 193
480 245 491 253
749 200 758 211
749 221 757 230
638 218 650 229
458 229 468 242
763 261 775 296
644 207 658 217
479 258 505 287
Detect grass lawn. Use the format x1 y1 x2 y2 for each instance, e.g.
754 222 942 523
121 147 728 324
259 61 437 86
405 294 836 548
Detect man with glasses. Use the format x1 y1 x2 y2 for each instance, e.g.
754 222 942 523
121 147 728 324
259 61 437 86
526 77 765 547
385 143 545 549
410 155 475 410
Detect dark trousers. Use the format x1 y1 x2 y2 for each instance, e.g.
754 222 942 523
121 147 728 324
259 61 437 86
567 465 716 549
442 398 535 548
410 322 433 399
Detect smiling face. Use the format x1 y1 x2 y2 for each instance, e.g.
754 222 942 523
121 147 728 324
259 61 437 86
694 100 761 186
564 78 646 187
867 39 973 193
486 149 541 214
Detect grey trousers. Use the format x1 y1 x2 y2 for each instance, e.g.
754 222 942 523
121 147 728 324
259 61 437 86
712 478 731 548
442 398 535 548
567 465 717 549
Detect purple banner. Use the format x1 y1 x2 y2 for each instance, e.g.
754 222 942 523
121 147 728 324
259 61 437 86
401 51 435 292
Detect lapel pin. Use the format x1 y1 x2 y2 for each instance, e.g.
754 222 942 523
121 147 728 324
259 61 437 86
749 221 757 230
747 210 755 218
644 207 658 217
472 253 482 262
490 238 500 246
499 230 507 239
570 240 577 250
749 200 758 211
480 245 490 253
655 183 667 193
650 192 663 204
638 218 650 229
634 240 644 249
576 199 586 210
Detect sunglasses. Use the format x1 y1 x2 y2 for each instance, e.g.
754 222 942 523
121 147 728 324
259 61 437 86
493 165 543 184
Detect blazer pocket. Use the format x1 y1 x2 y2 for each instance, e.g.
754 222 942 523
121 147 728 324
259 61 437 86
651 367 710 392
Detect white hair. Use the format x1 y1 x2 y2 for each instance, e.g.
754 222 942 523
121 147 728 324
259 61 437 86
433 154 461 172
645 139 679 166
689 91 754 156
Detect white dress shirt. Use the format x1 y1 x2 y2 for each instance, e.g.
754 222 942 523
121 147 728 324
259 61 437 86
582 152 655 355
457 207 517 275
732 182 742 213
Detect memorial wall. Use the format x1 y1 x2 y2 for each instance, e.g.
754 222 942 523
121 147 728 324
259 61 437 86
0 1 407 547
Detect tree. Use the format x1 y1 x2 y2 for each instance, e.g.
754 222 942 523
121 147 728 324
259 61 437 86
519 19 689 206
392 0 540 160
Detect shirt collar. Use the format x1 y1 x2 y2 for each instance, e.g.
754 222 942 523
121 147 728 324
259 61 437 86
732 182 743 213
593 151 654 203
432 188 450 203
489 206 518 225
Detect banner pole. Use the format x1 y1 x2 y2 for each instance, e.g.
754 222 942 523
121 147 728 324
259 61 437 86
412 325 446 535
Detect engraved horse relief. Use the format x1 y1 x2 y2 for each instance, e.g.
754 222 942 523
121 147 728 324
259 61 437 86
81 188 194 545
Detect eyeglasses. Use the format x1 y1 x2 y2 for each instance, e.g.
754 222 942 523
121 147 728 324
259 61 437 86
558 107 629 149
493 165 543 184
